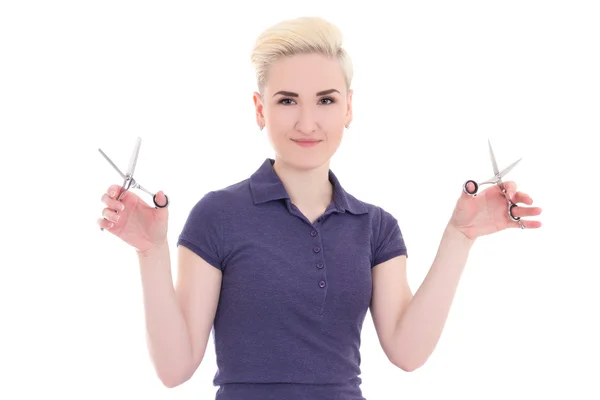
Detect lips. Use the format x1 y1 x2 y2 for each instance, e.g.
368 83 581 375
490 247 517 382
292 139 322 147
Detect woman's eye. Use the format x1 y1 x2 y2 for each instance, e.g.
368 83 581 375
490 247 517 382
278 97 335 105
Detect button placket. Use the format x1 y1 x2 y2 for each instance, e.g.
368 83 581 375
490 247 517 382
310 227 327 300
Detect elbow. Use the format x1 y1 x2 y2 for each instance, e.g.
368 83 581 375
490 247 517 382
158 364 194 388
389 352 426 372
386 337 431 372
160 372 190 389
161 376 183 389
394 361 422 372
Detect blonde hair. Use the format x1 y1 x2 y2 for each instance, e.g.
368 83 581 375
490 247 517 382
250 16 353 93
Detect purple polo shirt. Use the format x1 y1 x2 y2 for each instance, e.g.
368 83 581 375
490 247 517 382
177 158 407 400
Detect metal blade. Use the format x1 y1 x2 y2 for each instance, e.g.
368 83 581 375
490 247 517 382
98 148 125 179
480 158 522 184
497 158 522 180
488 139 500 177
126 137 142 178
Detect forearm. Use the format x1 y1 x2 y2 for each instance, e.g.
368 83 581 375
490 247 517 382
137 242 193 387
392 223 474 370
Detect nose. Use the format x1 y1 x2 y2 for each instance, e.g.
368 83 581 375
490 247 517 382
295 106 318 134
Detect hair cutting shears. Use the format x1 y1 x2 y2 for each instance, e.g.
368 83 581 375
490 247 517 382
463 140 524 229
98 136 169 208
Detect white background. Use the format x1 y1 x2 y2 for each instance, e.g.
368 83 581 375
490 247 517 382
1 1 599 399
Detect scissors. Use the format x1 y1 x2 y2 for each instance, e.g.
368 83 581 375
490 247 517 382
98 136 169 212
463 139 524 229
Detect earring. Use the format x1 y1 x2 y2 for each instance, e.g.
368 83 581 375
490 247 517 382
259 122 264 130
345 123 350 129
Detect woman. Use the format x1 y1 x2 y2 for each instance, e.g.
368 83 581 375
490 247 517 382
97 16 542 400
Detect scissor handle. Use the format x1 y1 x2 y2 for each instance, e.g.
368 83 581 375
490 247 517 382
153 193 169 209
508 203 520 221
463 180 478 195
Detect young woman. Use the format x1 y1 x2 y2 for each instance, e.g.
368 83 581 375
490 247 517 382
97 16 542 400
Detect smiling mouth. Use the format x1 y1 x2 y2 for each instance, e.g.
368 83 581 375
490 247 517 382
292 139 322 147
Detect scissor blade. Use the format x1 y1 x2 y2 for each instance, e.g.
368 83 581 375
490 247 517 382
488 139 500 177
98 148 125 179
481 158 522 184
497 158 522 180
126 137 142 178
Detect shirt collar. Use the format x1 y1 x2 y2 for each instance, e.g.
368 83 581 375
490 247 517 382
249 158 368 215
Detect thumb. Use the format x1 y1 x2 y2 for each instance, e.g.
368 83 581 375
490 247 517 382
154 190 169 208
461 181 477 199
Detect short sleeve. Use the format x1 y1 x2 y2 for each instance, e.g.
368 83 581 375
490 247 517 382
373 207 408 266
176 191 224 270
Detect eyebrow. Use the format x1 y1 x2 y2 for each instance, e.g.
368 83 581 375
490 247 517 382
273 89 340 97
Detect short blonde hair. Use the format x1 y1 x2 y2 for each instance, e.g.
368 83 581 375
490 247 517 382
250 16 353 93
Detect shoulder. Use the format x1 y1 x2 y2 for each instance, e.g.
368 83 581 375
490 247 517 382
346 192 400 228
367 203 402 244
188 177 253 215
178 178 253 259
344 193 407 259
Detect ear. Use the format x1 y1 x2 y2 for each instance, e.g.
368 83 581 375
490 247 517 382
345 88 353 127
253 91 265 129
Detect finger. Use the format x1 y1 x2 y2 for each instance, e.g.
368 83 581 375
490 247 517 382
97 217 115 230
502 181 517 199
155 190 168 207
512 191 533 205
102 207 121 223
101 193 125 212
460 182 478 201
510 205 542 219
465 181 476 194
106 184 123 199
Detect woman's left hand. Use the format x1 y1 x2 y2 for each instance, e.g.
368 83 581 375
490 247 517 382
449 181 542 240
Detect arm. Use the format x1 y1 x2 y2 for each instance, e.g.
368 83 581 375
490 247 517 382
137 242 222 387
370 223 474 371
372 180 539 371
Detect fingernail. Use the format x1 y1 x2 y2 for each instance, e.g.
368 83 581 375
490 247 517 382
109 191 115 197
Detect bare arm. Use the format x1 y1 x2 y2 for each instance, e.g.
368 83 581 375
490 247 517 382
390 223 474 370
137 242 222 387
372 180 537 370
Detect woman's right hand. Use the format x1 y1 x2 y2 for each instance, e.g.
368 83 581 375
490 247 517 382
98 184 170 253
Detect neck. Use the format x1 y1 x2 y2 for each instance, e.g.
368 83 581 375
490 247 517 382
272 157 333 211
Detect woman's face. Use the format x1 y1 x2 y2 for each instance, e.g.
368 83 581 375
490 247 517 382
253 53 353 170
